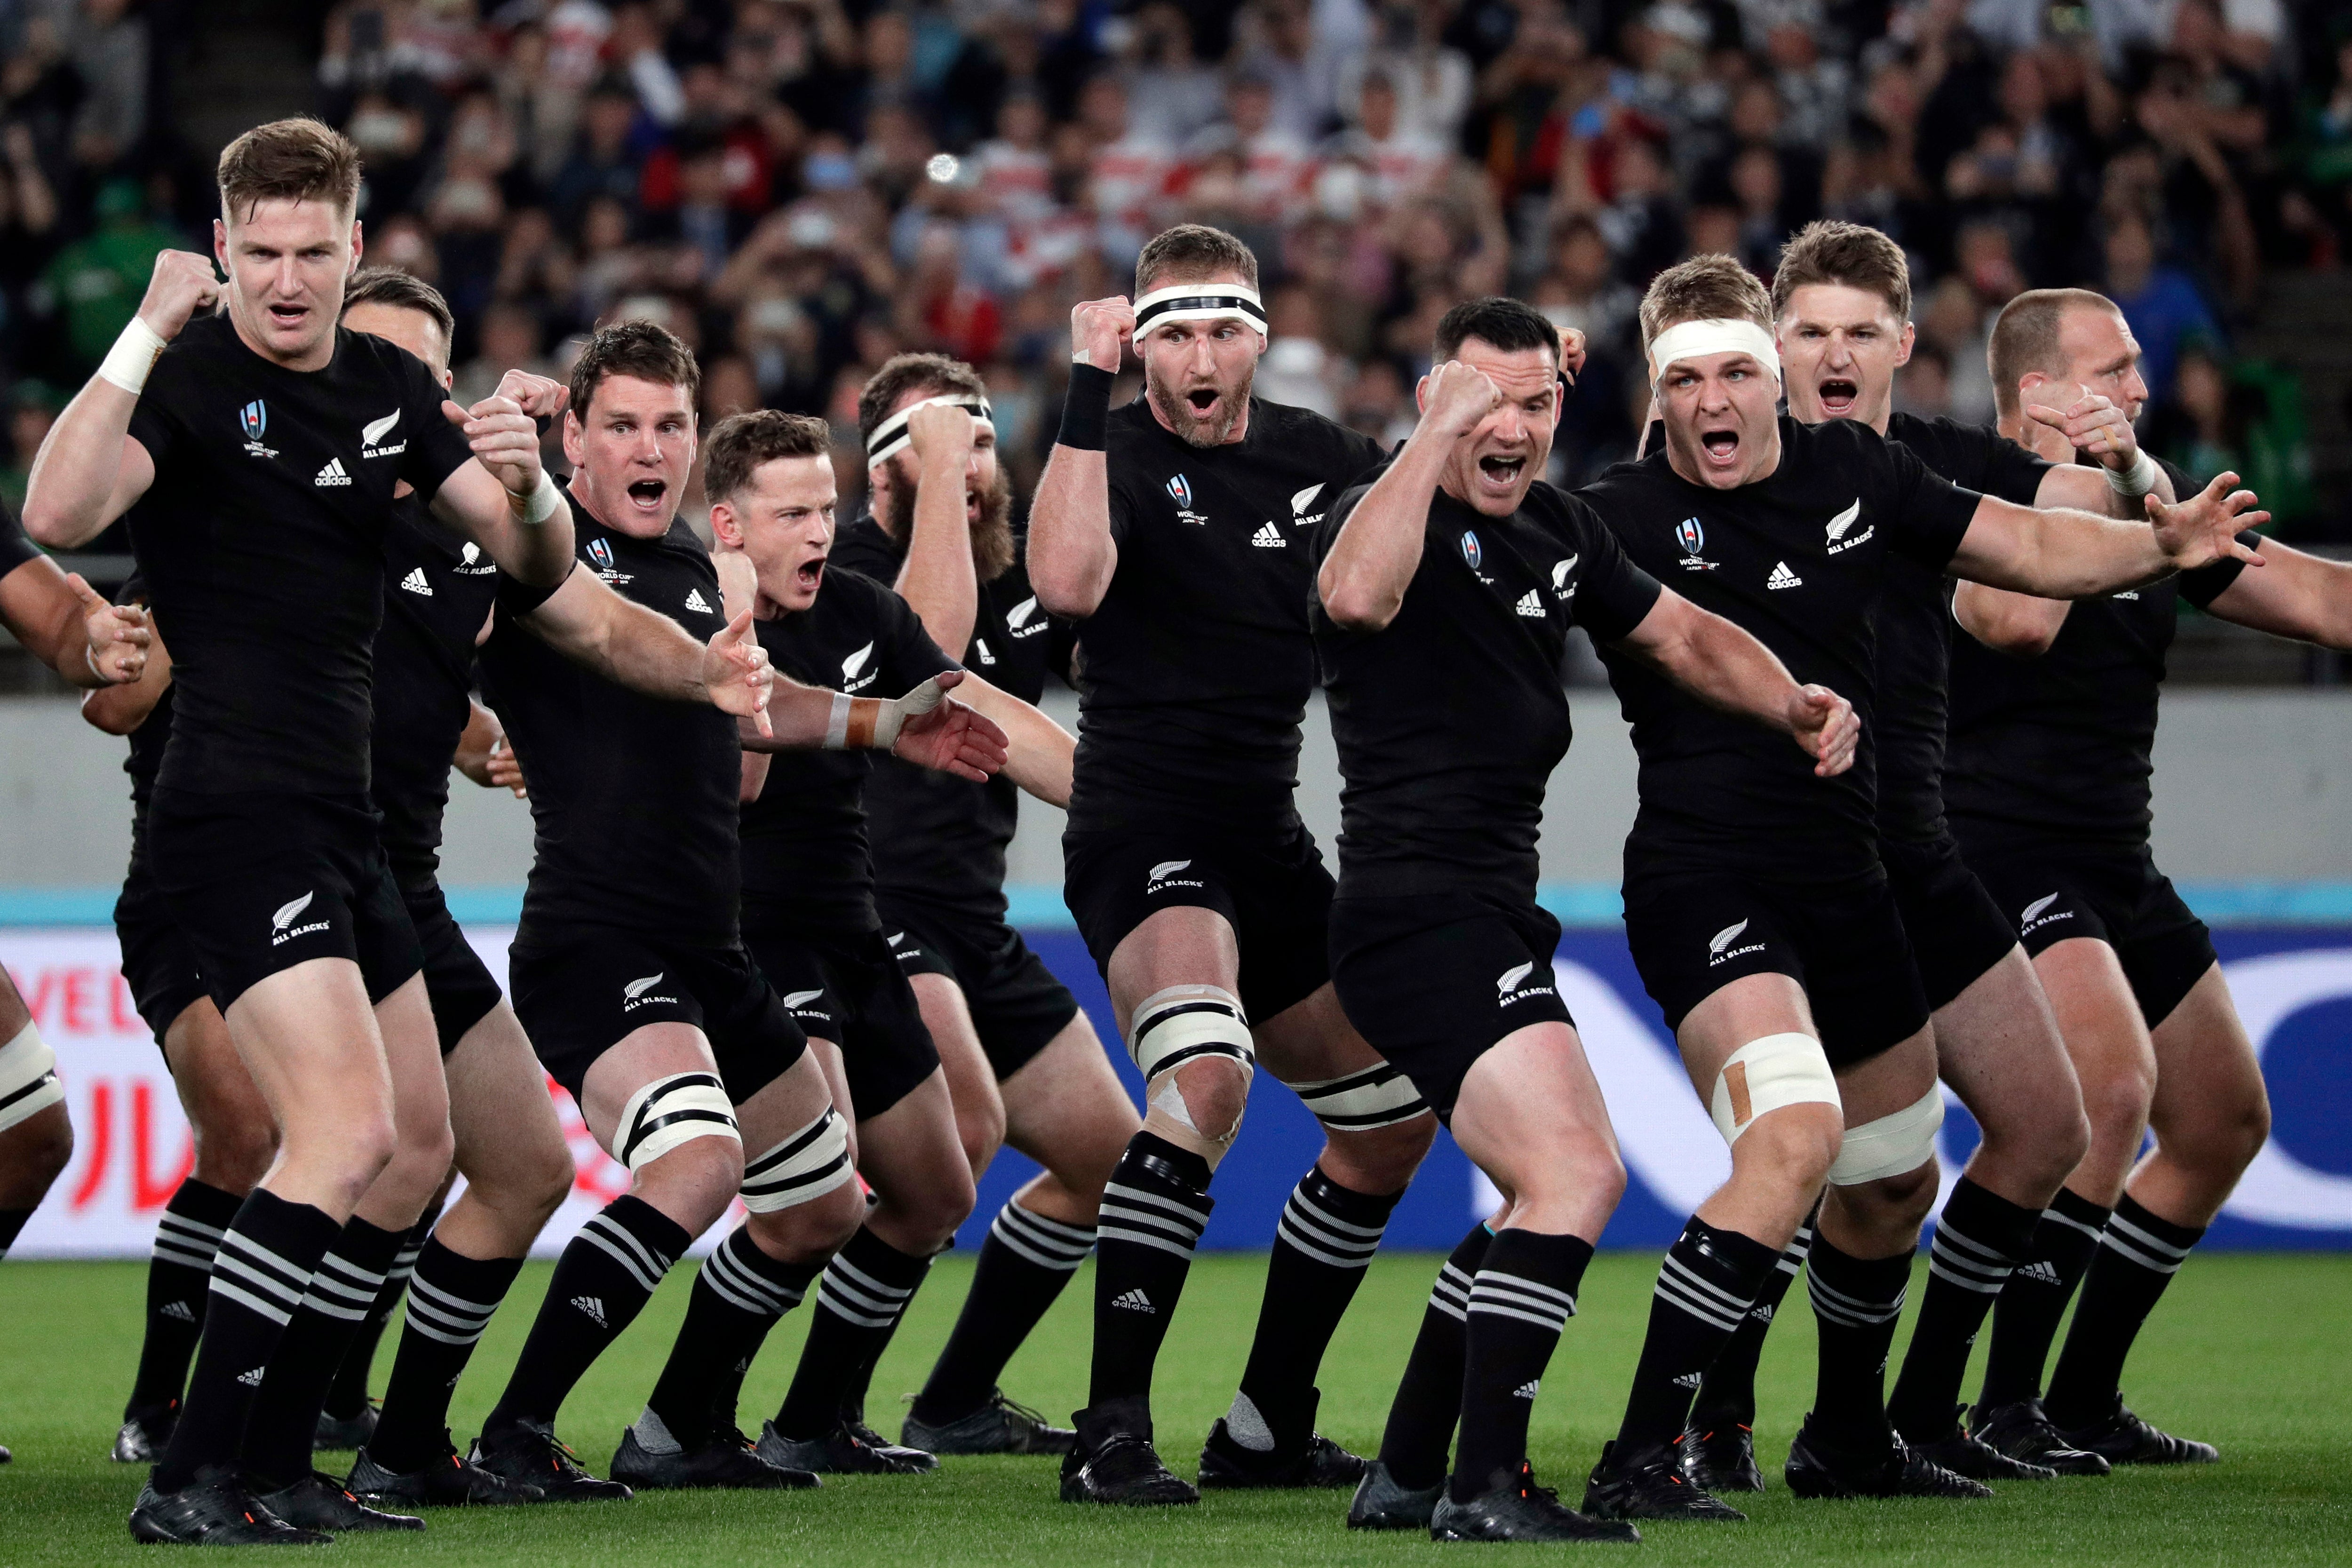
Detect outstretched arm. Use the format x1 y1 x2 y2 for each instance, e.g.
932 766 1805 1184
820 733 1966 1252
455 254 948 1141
1946 470 2265 599
942 672 1074 806
1027 297 1135 618
1611 588 1859 777
518 565 775 732
741 669 1009 782
2204 538 2352 649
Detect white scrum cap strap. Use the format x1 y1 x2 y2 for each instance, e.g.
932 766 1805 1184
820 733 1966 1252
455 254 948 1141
739 1105 855 1212
614 1071 740 1171
1830 1085 1945 1186
1647 317 1782 385
1133 282 1267 338
0 1021 63 1133
1708 1032 1841 1147
865 393 993 467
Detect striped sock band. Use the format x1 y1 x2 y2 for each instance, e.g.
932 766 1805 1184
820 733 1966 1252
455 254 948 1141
2043 1194 2206 1427
154 1203 230 1274
1452 1229 1594 1500
1612 1216 1780 1453
1805 1235 1914 1441
1468 1266 1578 1331
1099 1177 1214 1261
210 1225 319 1327
1274 1174 1390 1271
1089 1132 1214 1405
1428 1256 1476 1322
1889 1178 2041 1438
989 1199 1097 1273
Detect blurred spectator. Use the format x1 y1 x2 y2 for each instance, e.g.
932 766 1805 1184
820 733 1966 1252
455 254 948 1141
34 178 178 375
1256 283 1341 417
0 377 59 509
1125 4 1224 147
2103 208 2222 413
66 0 147 172
453 300 553 407
1336 1 1472 144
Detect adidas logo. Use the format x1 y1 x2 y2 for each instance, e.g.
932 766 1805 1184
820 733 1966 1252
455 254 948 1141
1112 1289 1156 1313
1250 522 1286 548
238 1367 265 1387
1515 589 1545 618
1767 561 1802 590
1752 1302 1775 1322
2018 1261 2061 1286
572 1295 608 1327
400 567 432 597
315 456 352 487
1672 1371 1703 1389
685 588 713 613
162 1300 197 1323
1513 1380 1542 1400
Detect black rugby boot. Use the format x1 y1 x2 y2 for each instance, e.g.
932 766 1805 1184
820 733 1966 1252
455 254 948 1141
1433 1462 1640 1544
128 1470 331 1546
468 1419 633 1501
1058 1398 1199 1506
1783 1416 1991 1500
259 1471 425 1533
1584 1437 1746 1522
900 1390 1075 1456
1903 1405 2058 1480
2057 1394 2218 1465
1347 1459 1443 1531
612 1424 818 1489
348 1434 546 1506
1679 1417 1764 1492
1966 1398 2110 1476
1199 1389 1366 1490
757 1418 931 1475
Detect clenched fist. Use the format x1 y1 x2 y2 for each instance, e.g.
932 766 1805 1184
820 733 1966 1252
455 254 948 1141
1070 296 1136 373
137 251 224 341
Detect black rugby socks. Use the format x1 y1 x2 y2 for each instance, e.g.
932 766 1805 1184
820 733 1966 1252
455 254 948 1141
242 1216 405 1486
1976 1186 2110 1409
2043 1194 2206 1429
366 1239 527 1472
322 1208 436 1422
1691 1204 1813 1434
1450 1228 1592 1502
0 1205 28 1258
1613 1216 1781 1456
1376 1222 1491 1488
485 1194 688 1436
642 1226 821 1450
1087 1132 1214 1409
153 1188 341 1494
127 1178 241 1416
1228 1167 1400 1453
773 1225 931 1440
913 1198 1095 1425
1804 1234 1913 1446
1887 1178 2040 1439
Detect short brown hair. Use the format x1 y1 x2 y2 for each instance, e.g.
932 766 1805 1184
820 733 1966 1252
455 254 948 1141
1639 255 1773 354
217 118 362 222
1772 220 1911 322
704 409 831 503
1135 223 1259 295
1433 296 1558 367
341 267 455 347
568 318 701 421
857 352 987 447
1988 288 2119 418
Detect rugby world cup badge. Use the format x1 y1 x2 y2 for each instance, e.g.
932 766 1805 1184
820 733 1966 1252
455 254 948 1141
1167 473 1191 508
588 538 615 571
1460 530 1483 568
1674 516 1716 571
240 401 267 440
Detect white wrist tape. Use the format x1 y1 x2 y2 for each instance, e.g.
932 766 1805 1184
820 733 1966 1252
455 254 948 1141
1646 317 1782 387
613 1070 740 1172
1829 1085 1946 1186
739 1106 855 1213
0 1020 64 1133
508 469 564 526
2104 446 2160 500
97 316 168 395
823 691 854 750
1708 1032 1841 1147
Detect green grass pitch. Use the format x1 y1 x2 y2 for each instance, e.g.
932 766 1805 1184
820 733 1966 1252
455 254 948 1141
2 1250 2345 1564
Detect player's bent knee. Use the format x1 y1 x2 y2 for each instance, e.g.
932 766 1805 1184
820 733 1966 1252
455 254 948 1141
1324 1110 1437 1186
1711 1032 1842 1168
1829 1085 1944 1187
1128 985 1255 1148
1288 1060 1431 1139
739 1104 855 1216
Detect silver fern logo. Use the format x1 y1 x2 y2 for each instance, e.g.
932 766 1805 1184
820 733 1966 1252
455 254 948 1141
1709 919 1749 955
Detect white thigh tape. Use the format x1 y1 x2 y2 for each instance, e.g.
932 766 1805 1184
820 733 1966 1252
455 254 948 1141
740 1105 854 1212
1127 985 1253 1082
0 1021 62 1133
1708 1032 1840 1146
1287 1062 1429 1132
614 1071 739 1171
1830 1085 1945 1186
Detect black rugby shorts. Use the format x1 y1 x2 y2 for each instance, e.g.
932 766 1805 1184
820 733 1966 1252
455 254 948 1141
1329 892 1572 1124
149 789 422 1012
401 881 504 1057
1881 833 2021 1013
507 931 808 1103
1621 865 1929 1069
114 842 208 1045
1962 844 2216 1030
743 924 940 1119
882 901 1081 1083
1062 822 1335 1023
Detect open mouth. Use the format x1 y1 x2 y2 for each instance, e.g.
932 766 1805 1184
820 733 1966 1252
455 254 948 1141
1476 454 1526 492
267 301 309 329
1184 388 1221 418
794 554 826 590
1817 377 1859 417
1699 430 1740 467
625 478 667 513
965 490 982 524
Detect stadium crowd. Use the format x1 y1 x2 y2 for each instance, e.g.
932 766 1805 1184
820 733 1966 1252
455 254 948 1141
0 0 2344 518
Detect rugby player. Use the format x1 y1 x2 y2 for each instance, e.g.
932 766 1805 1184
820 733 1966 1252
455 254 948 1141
831 355 1137 1457
1029 224 1451 1504
1572 255 2263 1519
1947 288 2347 1466
1316 296 1856 1543
22 118 633 1544
1674 221 2147 1487
464 326 1005 1498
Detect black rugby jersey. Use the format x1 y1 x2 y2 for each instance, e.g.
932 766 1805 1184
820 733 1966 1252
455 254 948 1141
830 515 1072 923
127 314 473 796
1068 396 1386 836
373 495 503 887
1871 414 2050 845
479 489 740 947
1946 456 2249 854
1584 416 1980 882
0 493 38 576
738 565 958 936
1312 470 1660 902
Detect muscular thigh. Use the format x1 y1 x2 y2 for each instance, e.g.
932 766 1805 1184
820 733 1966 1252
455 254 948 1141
577 1021 727 1162
1104 904 1242 1035
2145 963 2265 1146
1931 944 2079 1129
1251 981 1388 1086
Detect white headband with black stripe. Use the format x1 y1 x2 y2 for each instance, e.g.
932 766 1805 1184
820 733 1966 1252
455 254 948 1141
865 393 993 467
1646 318 1782 386
1133 283 1267 337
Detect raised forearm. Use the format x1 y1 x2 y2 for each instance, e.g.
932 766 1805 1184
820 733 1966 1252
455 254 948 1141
23 385 147 547
897 453 981 655
432 463 577 588
1028 443 1115 618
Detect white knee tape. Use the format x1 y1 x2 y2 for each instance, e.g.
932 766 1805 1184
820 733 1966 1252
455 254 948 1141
0 1022 63 1134
1708 1032 1841 1146
1287 1062 1429 1132
615 1071 740 1172
1829 1086 1945 1186
1127 986 1254 1083
739 1105 855 1212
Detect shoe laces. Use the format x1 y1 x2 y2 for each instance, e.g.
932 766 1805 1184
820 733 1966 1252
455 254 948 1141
991 1391 1053 1428
1511 1462 1563 1507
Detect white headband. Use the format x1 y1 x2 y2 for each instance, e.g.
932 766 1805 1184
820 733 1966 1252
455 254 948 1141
865 393 993 467
1647 318 1782 385
1133 282 1267 337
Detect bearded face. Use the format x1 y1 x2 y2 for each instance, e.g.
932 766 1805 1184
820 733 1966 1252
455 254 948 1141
882 452 1017 581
